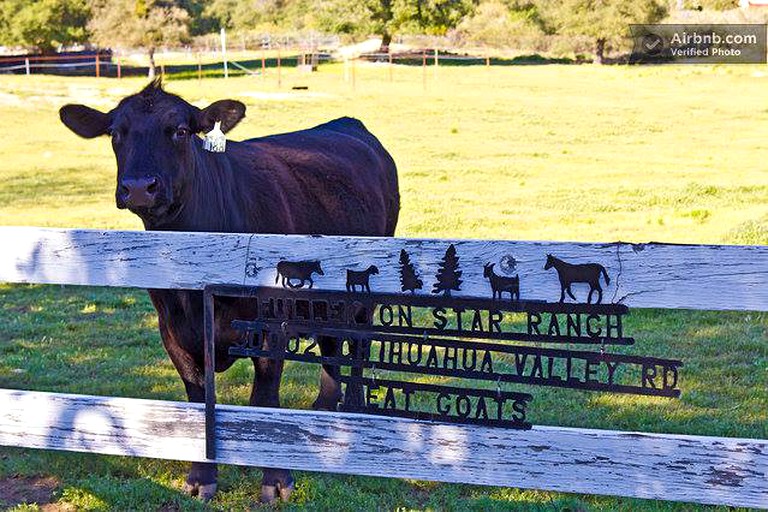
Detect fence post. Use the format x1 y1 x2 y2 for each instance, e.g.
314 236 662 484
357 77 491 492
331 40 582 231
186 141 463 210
197 53 202 82
422 51 427 91
24 58 30 76
261 49 266 78
277 48 282 88
221 27 228 79
117 56 121 79
388 52 393 82
95 53 100 78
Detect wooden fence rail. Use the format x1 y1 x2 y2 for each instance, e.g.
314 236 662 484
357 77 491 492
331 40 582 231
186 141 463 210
0 227 766 508
0 227 766 310
1 389 766 509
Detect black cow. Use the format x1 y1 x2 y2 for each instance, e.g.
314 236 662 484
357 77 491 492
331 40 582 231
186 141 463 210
58 79 399 503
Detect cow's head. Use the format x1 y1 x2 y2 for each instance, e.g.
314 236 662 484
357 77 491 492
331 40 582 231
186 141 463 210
59 79 245 225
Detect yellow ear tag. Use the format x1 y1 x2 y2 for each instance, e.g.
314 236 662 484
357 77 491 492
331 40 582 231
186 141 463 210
203 121 226 153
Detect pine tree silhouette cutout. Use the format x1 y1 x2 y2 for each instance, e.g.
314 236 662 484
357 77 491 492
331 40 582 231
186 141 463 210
399 249 423 293
432 244 462 296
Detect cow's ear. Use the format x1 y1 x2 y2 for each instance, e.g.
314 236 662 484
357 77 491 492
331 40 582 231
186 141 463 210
196 100 246 134
59 104 111 138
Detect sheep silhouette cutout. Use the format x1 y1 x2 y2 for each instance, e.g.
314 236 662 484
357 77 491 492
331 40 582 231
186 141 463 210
483 263 519 301
346 265 379 293
275 260 324 289
544 254 610 304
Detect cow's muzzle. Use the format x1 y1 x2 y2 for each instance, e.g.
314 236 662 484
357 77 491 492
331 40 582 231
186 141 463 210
117 176 161 210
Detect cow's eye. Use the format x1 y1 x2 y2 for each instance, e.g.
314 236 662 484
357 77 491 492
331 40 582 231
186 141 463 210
174 127 190 139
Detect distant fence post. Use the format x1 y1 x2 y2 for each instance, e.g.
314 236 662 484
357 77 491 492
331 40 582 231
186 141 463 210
343 56 349 82
388 52 393 82
197 52 202 82
117 56 121 79
95 53 100 78
24 58 30 76
277 48 282 88
220 28 228 79
261 49 266 78
434 48 438 80
422 51 427 91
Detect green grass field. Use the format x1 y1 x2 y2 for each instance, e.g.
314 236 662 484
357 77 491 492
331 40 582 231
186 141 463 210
0 63 766 511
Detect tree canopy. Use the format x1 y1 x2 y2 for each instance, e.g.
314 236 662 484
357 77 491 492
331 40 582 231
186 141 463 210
0 0 90 53
0 0 684 63
89 0 191 76
536 0 667 63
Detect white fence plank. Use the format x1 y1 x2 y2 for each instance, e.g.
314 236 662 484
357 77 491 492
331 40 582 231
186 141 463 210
0 227 766 311
0 389 765 509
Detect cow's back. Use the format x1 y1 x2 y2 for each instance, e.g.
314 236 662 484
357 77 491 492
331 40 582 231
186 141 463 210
238 117 399 237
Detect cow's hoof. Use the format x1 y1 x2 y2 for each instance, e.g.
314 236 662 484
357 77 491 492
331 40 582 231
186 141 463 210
312 398 340 411
260 480 295 504
182 481 218 501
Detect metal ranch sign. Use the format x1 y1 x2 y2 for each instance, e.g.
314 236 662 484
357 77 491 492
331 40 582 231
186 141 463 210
203 246 682 441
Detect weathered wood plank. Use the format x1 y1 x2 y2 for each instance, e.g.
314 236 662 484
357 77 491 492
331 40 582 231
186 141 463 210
0 389 765 508
0 227 766 311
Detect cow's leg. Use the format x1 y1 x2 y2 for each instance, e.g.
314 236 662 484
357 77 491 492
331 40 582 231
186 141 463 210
161 334 218 501
312 335 344 410
150 291 218 501
250 353 294 503
180 375 218 501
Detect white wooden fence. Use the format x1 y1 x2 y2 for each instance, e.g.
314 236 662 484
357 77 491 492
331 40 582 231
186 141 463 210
0 227 766 508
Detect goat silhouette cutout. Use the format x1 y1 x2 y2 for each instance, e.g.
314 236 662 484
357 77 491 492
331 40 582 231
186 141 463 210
483 263 520 300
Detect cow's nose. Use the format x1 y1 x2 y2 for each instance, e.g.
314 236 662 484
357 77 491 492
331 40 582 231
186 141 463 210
118 176 159 209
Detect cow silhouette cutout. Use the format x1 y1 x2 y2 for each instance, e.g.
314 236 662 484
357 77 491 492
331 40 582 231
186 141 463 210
483 263 519 300
346 265 379 293
275 260 324 289
544 254 610 304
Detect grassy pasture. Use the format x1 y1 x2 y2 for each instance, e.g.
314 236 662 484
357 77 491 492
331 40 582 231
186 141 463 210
0 63 766 511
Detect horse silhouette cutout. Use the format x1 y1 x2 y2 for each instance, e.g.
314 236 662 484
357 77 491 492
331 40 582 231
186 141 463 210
346 265 379 293
483 263 519 300
544 254 610 304
275 260 324 289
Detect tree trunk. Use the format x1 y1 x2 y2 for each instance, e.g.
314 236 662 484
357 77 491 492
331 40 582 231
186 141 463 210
378 32 392 54
595 38 606 65
147 46 157 79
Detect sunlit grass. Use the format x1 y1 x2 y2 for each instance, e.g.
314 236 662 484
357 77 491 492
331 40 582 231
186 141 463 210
0 64 766 510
